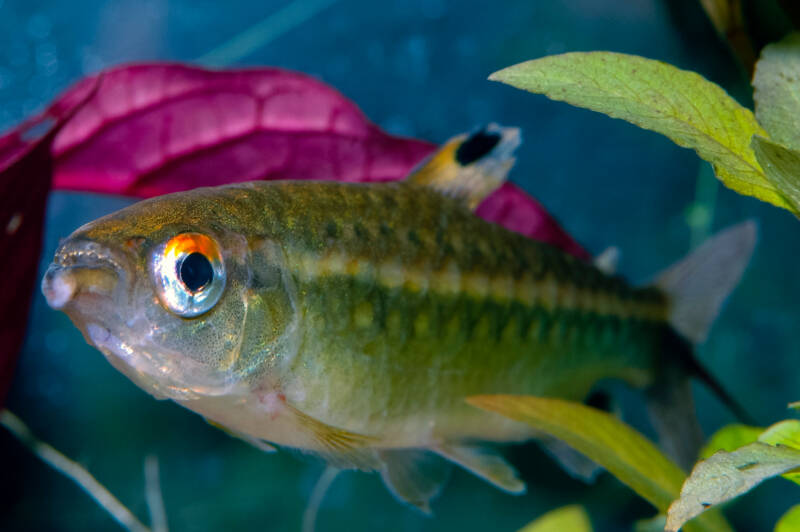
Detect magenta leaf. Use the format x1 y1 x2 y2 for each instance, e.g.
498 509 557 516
0 80 97 407
49 64 435 195
0 62 589 406
476 183 590 260
45 63 587 254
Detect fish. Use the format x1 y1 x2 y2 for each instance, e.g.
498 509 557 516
41 124 756 512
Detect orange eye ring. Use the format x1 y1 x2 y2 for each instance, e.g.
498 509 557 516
152 233 226 318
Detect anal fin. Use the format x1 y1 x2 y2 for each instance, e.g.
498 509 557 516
539 437 603 482
377 449 452 514
433 443 525 494
646 368 703 472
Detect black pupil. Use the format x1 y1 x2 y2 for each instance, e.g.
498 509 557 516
179 252 214 292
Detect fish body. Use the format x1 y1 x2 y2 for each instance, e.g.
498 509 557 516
171 180 665 447
41 126 755 509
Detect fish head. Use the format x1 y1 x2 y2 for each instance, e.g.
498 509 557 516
41 187 299 401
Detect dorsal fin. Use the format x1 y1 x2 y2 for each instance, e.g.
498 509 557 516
407 124 521 210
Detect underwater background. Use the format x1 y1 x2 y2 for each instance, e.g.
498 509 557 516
1 0 799 530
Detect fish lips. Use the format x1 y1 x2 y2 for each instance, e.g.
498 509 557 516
42 238 242 400
42 238 129 315
41 239 169 393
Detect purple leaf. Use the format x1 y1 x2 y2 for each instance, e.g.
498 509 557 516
49 64 435 195
0 62 589 406
476 183 590 260
44 63 587 255
0 80 97 407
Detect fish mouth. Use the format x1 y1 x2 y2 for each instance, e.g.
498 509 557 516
42 238 238 400
42 239 128 310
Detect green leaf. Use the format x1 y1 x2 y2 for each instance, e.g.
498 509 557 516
776 504 800 532
490 52 791 211
751 135 800 214
518 505 592 532
467 395 731 532
759 419 800 485
633 514 667 532
753 33 800 151
700 424 763 459
760 420 800 449
666 442 800 532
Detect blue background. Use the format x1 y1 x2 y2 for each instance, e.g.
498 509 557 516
2 0 799 530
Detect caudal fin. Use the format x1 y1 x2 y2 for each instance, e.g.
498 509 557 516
645 222 757 469
654 221 757 344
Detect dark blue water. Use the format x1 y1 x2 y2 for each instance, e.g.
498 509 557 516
2 1 799 530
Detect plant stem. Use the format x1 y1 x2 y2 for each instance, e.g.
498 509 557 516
1 409 151 532
144 454 169 532
302 466 340 532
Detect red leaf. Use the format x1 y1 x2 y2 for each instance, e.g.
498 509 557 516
0 63 589 405
0 81 98 407
476 183 590 260
45 63 587 254
49 64 435 195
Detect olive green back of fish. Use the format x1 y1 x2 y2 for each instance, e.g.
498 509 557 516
238 179 669 440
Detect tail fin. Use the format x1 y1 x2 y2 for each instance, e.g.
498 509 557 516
654 220 757 344
646 221 757 469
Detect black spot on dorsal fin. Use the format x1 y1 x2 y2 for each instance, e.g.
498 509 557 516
455 128 502 166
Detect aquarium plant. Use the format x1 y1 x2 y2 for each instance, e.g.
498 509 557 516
478 30 800 532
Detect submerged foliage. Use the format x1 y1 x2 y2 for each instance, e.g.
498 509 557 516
468 396 730 532
490 53 782 210
517 504 592 532
477 27 800 532
666 441 800 531
490 33 800 218
666 418 800 530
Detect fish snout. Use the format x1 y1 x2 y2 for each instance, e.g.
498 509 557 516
42 240 127 310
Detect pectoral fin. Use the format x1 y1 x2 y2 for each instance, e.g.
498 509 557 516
287 403 381 471
407 124 520 210
205 419 278 453
377 449 452 514
433 443 525 494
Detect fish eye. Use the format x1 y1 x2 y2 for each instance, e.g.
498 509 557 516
152 233 226 318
